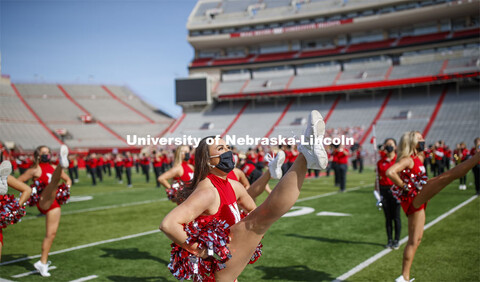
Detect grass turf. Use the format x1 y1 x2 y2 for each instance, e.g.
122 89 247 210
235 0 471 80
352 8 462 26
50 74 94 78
1 167 478 281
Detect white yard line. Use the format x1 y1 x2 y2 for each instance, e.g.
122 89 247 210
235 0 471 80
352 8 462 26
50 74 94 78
22 198 168 220
11 266 57 278
70 275 98 282
333 195 478 282
0 230 160 266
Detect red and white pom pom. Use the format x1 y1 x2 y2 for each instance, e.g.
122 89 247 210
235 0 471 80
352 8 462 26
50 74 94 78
55 183 70 205
391 169 428 202
26 181 45 206
0 194 26 229
168 218 232 281
166 180 184 201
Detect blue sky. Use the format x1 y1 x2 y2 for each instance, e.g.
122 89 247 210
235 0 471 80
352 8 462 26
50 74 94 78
1 0 198 117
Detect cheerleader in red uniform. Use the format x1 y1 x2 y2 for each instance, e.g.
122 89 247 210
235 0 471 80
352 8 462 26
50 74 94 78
158 146 194 203
161 110 328 280
18 145 71 277
0 160 32 260
386 132 480 282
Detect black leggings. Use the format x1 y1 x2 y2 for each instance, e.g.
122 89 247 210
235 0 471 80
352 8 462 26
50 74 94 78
380 186 401 241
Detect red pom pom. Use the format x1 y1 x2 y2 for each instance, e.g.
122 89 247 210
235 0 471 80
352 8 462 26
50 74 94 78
26 181 70 206
391 169 428 202
166 180 184 201
0 194 26 229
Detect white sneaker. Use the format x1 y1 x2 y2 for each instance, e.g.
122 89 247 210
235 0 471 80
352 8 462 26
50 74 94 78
59 145 69 169
0 160 12 195
395 275 414 282
267 151 285 179
34 260 51 277
297 110 328 170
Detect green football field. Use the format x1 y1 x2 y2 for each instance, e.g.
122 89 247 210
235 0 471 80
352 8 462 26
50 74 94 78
1 167 479 281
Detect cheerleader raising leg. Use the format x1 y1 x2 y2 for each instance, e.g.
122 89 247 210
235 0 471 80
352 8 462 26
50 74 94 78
18 145 71 277
386 131 480 282
161 110 327 281
0 160 32 261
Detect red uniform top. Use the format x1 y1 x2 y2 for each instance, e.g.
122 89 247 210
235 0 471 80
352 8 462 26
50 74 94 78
241 162 256 177
173 161 194 183
393 155 427 216
434 147 444 161
335 149 349 165
153 156 163 168
88 158 97 169
379 150 387 159
141 157 150 165
377 154 397 186
289 150 299 163
227 170 238 181
188 154 195 166
246 152 257 163
68 159 75 169
124 157 133 168
257 151 265 163
471 147 480 164
19 158 32 169
332 150 339 163
196 174 241 227
115 159 124 167
284 150 292 163
98 157 104 166
37 163 55 184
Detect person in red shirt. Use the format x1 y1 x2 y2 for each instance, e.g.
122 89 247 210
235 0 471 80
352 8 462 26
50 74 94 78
114 154 124 184
67 154 79 184
432 141 445 176
96 154 104 182
124 151 134 188
140 153 151 183
471 137 480 195
152 151 164 188
376 138 400 249
87 153 98 186
454 142 470 190
256 146 265 170
334 144 349 192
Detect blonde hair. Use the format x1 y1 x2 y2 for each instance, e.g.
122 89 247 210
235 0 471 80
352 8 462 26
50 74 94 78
174 145 188 166
398 131 421 160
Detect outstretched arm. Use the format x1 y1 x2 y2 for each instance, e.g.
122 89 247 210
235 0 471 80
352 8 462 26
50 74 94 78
17 168 35 183
7 175 32 206
160 181 216 257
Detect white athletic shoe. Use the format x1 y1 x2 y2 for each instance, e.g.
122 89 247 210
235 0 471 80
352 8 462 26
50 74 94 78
0 160 12 195
34 260 51 277
297 110 328 170
266 150 285 179
59 145 69 169
395 275 414 282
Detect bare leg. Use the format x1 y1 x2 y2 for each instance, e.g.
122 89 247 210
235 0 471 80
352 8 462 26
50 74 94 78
0 241 2 261
265 183 272 194
40 208 61 264
39 166 63 211
413 152 480 208
401 210 425 281
247 170 271 200
216 154 307 280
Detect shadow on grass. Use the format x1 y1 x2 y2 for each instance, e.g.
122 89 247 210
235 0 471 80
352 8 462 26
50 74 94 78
100 248 168 265
107 275 169 281
255 265 335 281
0 254 38 272
286 234 383 247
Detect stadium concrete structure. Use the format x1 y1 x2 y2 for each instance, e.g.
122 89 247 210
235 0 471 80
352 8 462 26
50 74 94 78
171 0 479 153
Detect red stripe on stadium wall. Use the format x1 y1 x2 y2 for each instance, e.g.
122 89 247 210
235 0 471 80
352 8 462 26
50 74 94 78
423 85 448 138
384 66 393 80
239 80 250 93
359 90 392 145
169 113 186 134
324 96 341 123
11 84 64 145
101 86 155 124
217 72 479 99
221 101 250 138
439 59 449 75
284 75 295 90
263 98 294 139
332 71 343 85
57 85 129 145
156 119 177 138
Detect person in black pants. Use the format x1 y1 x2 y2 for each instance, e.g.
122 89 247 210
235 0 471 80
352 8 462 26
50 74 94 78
377 138 401 249
472 138 480 195
124 151 133 188
334 145 349 192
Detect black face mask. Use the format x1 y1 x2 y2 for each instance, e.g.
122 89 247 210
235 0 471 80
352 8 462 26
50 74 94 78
417 141 425 152
385 145 394 153
184 152 190 161
210 151 235 173
40 154 51 163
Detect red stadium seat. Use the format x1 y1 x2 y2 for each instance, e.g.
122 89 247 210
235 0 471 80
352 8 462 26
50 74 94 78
397 31 449 46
